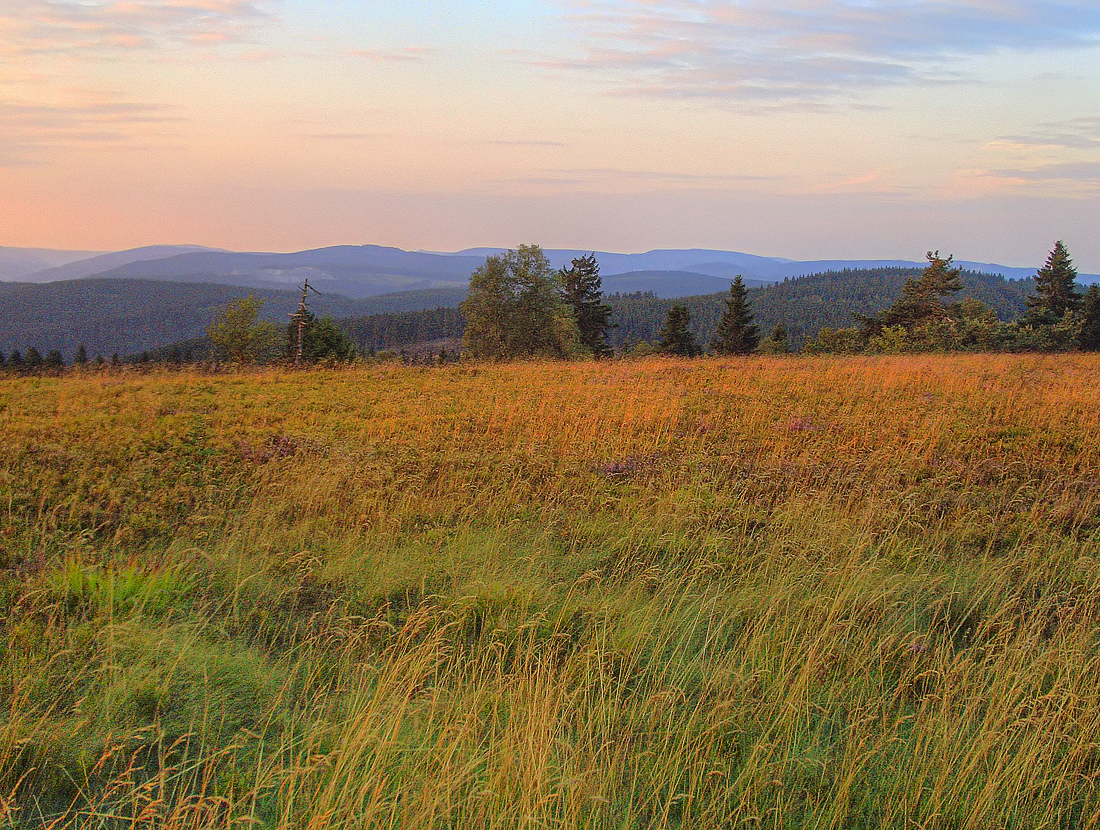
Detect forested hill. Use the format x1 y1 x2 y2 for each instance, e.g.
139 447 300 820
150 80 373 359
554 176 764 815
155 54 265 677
333 267 1035 354
4 266 1037 360
609 267 1034 349
0 278 465 359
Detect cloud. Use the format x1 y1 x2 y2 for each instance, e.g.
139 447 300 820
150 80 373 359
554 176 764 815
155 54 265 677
506 166 777 191
349 47 436 63
0 95 179 166
992 116 1100 150
986 161 1100 183
0 0 277 58
540 0 1100 104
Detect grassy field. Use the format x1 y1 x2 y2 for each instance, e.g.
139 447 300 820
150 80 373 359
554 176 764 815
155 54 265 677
3 354 1100 829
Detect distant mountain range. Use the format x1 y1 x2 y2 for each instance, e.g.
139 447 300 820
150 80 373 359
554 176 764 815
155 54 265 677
2 242 1095 359
0 246 101 280
4 243 1095 298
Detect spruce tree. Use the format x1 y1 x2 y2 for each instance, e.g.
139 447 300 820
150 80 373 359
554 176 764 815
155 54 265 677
559 253 614 358
45 350 64 371
1028 240 1080 323
658 304 700 356
74 344 88 366
877 251 963 330
711 275 759 355
25 347 43 371
8 350 22 372
1078 284 1100 351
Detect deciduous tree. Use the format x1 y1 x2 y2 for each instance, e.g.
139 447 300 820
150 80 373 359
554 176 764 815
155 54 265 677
461 244 578 360
206 293 278 365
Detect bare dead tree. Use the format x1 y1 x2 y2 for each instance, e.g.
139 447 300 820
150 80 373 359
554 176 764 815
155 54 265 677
291 279 322 367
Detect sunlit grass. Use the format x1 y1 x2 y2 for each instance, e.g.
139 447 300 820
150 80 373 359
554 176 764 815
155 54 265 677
2 354 1100 827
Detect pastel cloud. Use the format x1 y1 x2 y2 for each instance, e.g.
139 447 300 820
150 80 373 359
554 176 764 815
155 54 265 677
542 0 1100 103
0 95 178 166
348 46 437 63
0 0 276 58
993 116 1100 151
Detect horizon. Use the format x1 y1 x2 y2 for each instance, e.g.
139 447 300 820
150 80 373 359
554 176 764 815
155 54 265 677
2 2 1099 271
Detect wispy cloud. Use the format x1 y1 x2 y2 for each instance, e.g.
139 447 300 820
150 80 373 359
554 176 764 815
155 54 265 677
540 0 1100 105
983 161 1100 184
348 47 437 63
991 116 1100 151
0 94 179 166
0 0 277 58
506 166 777 191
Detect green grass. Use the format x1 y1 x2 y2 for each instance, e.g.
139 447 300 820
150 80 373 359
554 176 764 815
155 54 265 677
2 354 1100 828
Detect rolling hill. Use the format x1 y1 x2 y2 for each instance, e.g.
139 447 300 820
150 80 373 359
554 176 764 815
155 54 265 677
0 278 466 359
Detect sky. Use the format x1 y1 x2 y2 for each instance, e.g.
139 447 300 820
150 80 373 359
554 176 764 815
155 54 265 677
1 0 1099 270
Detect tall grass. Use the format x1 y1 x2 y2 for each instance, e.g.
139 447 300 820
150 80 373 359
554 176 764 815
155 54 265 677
2 354 1100 828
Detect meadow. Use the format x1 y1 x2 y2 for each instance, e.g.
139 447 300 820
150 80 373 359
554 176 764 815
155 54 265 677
2 353 1100 829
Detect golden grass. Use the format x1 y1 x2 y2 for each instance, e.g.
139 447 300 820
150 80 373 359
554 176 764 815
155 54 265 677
2 353 1100 828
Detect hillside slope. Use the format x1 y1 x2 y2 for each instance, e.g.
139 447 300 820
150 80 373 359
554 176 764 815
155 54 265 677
0 279 465 358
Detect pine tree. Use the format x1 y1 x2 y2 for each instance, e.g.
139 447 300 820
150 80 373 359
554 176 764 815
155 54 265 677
711 275 759 355
559 253 614 358
1078 284 1100 351
74 344 88 366
1028 240 1080 323
8 350 23 372
876 251 963 330
760 322 790 354
45 350 64 371
658 304 700 356
294 316 356 363
25 347 43 371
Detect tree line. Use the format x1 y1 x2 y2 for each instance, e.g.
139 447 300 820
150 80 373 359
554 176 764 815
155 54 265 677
454 241 1100 359
5 241 1096 374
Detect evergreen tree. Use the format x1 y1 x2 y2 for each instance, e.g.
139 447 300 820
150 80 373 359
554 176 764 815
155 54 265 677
8 350 23 372
875 251 963 331
45 350 64 371
559 253 614 358
25 347 43 371
0 351 5 370
111 353 121 367
658 304 700 356
761 322 790 354
461 244 578 360
94 355 106 369
1027 240 1080 323
1079 284 1100 351
305 316 357 363
74 344 88 366
711 275 759 355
